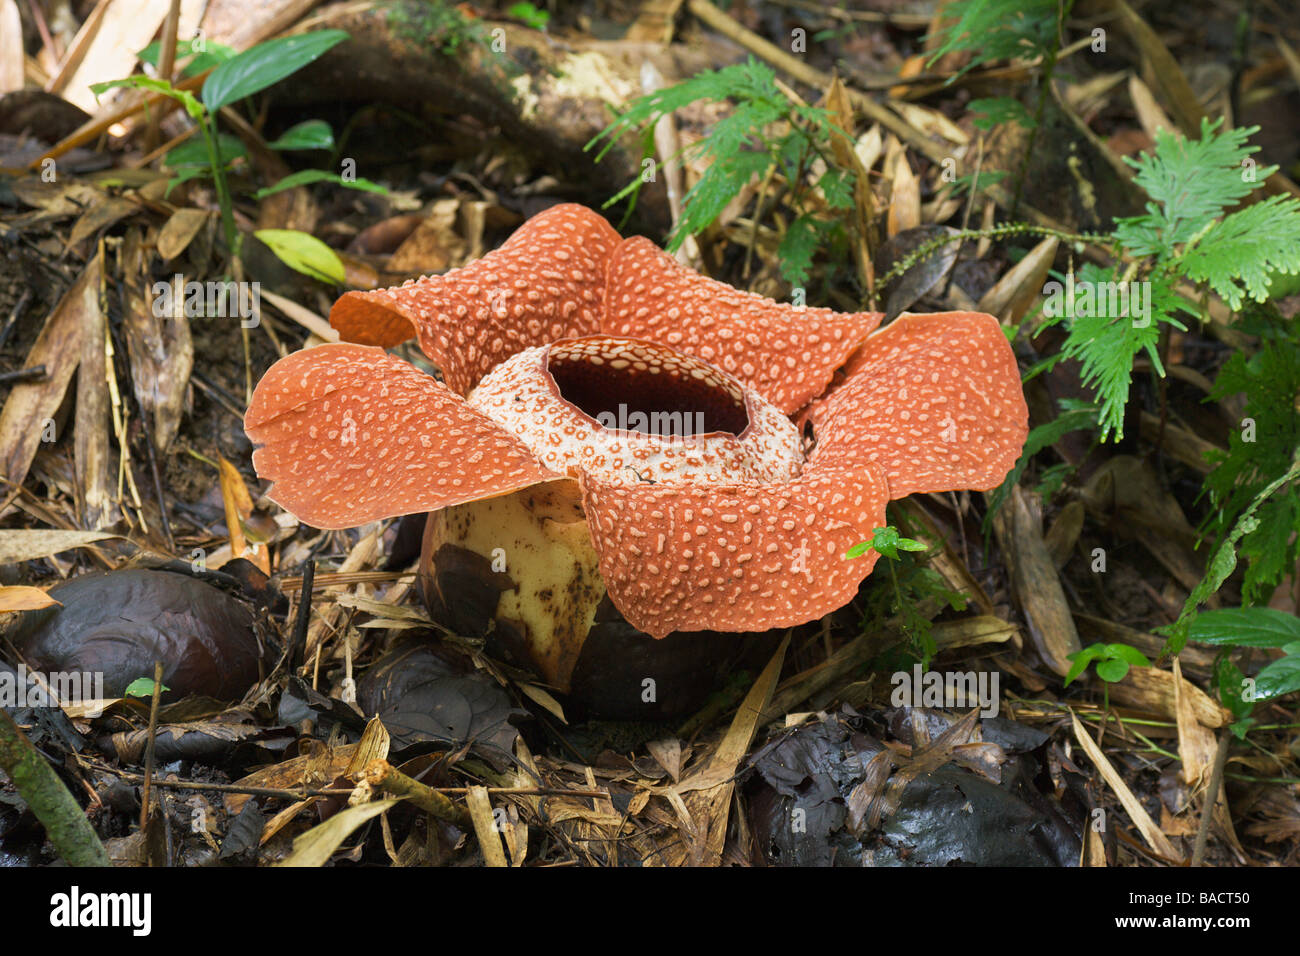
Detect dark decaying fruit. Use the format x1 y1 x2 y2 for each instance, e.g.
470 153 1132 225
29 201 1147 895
9 568 267 700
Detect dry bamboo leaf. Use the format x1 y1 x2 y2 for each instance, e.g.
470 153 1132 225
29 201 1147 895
51 0 170 112
122 280 192 452
1070 711 1181 861
646 738 682 783
1106 664 1228 728
516 682 567 723
1107 0 1204 137
976 236 1058 322
466 786 508 867
1065 71 1128 119
993 486 1080 676
259 288 338 343
626 0 684 43
275 798 398 867
673 633 789 866
886 153 920 237
259 797 318 846
0 529 117 564
931 615 1018 649
1043 500 1084 570
225 745 360 815
1128 74 1177 140
1082 825 1107 866
1278 37 1300 92
890 101 968 145
156 208 211 261
0 585 61 612
74 265 113 530
854 125 883 172
216 454 268 572
826 74 875 289
344 716 392 777
0 252 97 502
68 198 137 246
1173 659 1218 789
0 0 21 95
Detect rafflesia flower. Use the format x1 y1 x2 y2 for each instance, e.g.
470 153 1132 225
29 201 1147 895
245 205 1027 703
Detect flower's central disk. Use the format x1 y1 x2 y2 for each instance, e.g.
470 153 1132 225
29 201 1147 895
547 339 750 437
468 335 803 486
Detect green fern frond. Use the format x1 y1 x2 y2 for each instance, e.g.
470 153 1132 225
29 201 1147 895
1042 265 1190 439
1181 195 1300 309
926 0 1058 75
1114 119 1275 258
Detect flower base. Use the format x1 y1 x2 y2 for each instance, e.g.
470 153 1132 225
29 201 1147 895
418 483 778 720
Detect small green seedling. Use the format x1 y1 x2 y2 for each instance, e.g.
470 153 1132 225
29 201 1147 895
846 525 928 561
848 525 955 665
124 677 171 698
1065 642 1151 686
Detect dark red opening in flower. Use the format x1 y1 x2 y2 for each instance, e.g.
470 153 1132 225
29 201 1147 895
546 341 751 437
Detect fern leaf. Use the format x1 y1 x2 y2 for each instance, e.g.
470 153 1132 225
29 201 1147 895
1114 119 1275 257
1180 195 1300 309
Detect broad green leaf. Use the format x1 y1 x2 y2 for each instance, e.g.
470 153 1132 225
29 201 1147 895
1215 656 1253 719
1095 658 1130 683
1064 644 1105 686
1254 653 1300 700
1188 606 1300 648
202 30 349 112
1105 643 1151 667
254 229 345 284
253 168 388 200
265 120 335 151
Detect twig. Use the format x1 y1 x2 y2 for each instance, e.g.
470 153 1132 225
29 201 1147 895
279 570 417 591
146 0 184 153
93 766 605 801
877 222 1111 289
139 661 165 830
0 365 47 386
360 759 471 828
1191 730 1232 867
0 289 31 351
289 559 315 669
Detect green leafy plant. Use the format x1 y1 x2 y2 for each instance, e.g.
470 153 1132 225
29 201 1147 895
508 2 550 30
1188 606 1300 738
1033 120 1300 435
1160 455 1300 660
124 677 170 698
849 525 965 665
588 58 854 287
1199 314 1300 602
1064 641 1151 721
1065 641 1152 686
92 29 375 274
928 0 1071 209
